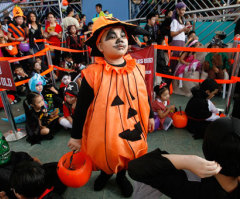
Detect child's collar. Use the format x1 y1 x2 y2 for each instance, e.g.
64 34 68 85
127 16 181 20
95 54 136 74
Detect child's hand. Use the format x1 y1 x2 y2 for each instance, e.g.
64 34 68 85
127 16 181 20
68 138 82 152
213 67 219 73
169 105 175 111
148 118 155 132
188 155 221 178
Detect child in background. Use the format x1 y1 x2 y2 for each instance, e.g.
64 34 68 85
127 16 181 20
0 132 66 199
185 78 220 139
13 64 29 98
66 25 84 64
10 161 64 199
59 82 78 129
23 92 60 145
31 61 48 77
152 82 175 131
58 72 71 100
174 39 201 88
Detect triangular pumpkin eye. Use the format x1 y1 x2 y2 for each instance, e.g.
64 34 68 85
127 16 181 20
111 95 124 106
127 107 137 119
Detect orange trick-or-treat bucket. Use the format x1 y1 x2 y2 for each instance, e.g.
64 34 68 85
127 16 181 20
172 111 188 128
57 151 92 188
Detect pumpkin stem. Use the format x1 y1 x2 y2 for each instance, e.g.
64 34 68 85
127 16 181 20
179 106 182 115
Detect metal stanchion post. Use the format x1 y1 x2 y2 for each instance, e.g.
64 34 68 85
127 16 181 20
0 91 26 142
153 42 157 86
225 37 240 115
45 41 56 88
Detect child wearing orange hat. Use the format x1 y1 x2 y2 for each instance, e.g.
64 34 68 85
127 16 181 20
7 6 26 43
67 16 154 197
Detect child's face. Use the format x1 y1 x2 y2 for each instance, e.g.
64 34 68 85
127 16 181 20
15 16 23 25
97 27 128 59
160 89 170 102
70 26 77 34
35 84 43 93
148 17 156 26
88 24 93 31
65 57 73 62
36 58 42 64
34 63 41 71
33 95 44 111
14 67 24 76
206 89 218 100
62 75 71 85
65 94 77 104
168 11 173 18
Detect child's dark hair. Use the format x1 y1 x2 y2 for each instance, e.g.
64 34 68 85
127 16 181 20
66 6 73 16
62 52 72 60
96 3 102 9
13 63 23 71
200 78 218 92
203 117 240 177
188 30 196 38
23 92 41 115
88 22 93 27
146 13 155 22
10 161 46 198
154 82 168 97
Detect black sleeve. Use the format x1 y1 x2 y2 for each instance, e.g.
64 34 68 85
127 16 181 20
148 97 154 118
128 148 200 199
71 77 94 139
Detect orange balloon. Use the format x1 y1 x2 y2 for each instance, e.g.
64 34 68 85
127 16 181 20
57 152 92 188
172 111 188 128
62 0 69 6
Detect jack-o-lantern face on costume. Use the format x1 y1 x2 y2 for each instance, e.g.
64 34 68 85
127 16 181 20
97 27 128 60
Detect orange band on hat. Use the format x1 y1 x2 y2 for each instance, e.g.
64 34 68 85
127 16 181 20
96 26 129 46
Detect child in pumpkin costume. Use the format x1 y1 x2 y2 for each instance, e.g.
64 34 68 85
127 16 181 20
68 16 154 197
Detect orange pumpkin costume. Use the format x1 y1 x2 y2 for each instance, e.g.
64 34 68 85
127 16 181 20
71 16 152 175
81 55 149 174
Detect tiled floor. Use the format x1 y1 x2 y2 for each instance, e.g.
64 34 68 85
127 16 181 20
0 93 227 199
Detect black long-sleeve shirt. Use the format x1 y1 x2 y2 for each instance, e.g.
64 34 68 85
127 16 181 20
128 148 240 199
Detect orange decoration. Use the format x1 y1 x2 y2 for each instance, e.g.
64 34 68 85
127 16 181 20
5 45 18 56
172 111 188 128
57 152 92 188
217 113 226 117
62 0 69 6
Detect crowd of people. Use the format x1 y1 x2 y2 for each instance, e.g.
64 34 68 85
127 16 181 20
0 1 240 199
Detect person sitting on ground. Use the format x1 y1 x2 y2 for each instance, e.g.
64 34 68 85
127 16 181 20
185 78 220 139
152 82 175 131
23 92 60 145
129 117 240 199
59 82 78 129
13 63 29 97
203 38 230 80
0 132 66 199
